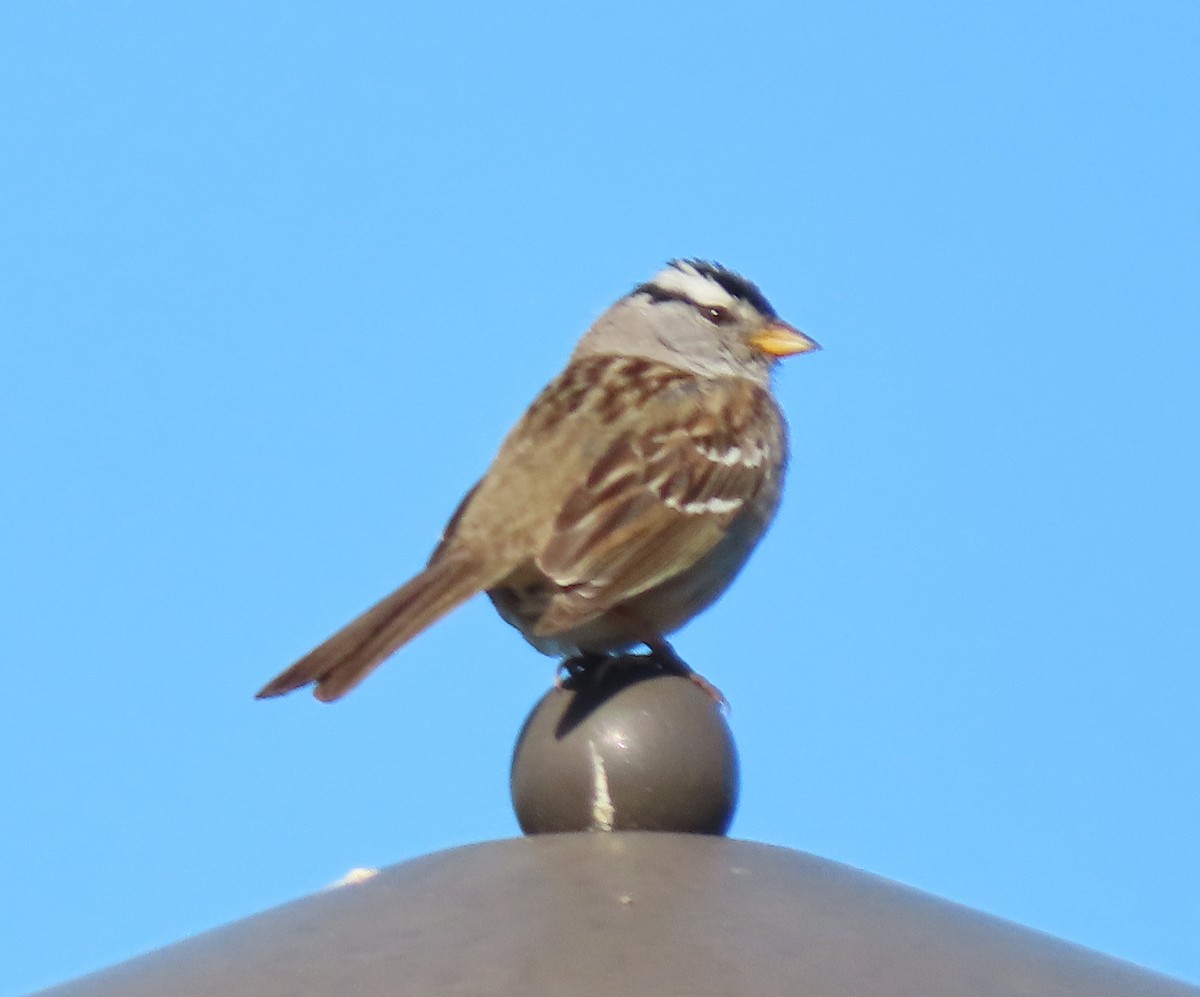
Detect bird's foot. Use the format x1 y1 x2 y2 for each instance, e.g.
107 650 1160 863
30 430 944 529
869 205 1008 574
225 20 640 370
557 644 727 710
643 637 728 711
556 652 608 689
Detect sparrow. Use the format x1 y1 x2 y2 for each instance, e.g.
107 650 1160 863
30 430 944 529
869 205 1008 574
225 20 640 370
257 260 819 702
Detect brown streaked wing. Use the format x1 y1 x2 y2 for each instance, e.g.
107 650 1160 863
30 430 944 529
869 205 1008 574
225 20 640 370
532 401 777 637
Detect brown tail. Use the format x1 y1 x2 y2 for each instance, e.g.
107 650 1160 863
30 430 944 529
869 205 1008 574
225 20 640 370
256 551 488 702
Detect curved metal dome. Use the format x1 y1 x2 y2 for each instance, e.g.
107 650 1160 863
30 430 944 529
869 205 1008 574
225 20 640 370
34 833 1197 997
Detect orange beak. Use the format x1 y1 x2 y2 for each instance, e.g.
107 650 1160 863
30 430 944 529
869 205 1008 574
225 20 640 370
749 320 821 358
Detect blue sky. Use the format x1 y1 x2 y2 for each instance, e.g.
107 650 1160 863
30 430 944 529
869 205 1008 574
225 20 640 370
2 2 1198 992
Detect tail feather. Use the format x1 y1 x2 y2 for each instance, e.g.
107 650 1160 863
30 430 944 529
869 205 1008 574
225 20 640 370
257 552 489 702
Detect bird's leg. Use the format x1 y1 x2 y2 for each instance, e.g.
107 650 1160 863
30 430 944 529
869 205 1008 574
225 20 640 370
641 635 728 709
557 617 727 708
556 652 607 689
599 606 728 708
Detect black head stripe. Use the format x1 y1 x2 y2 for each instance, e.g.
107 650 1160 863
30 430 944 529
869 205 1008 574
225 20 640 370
676 260 778 318
632 260 778 318
631 281 693 307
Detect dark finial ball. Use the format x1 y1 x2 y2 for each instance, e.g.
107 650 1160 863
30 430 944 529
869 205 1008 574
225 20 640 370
510 656 739 835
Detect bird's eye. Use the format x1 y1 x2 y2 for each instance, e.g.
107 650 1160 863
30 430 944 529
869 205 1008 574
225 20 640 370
702 305 734 326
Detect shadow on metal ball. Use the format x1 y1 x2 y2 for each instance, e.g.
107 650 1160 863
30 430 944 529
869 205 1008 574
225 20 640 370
552 653 686 738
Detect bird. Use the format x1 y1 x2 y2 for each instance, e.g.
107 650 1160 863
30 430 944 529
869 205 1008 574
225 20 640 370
256 260 820 703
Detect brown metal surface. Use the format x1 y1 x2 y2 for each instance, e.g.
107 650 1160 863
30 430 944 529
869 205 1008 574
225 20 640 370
33 834 1198 997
